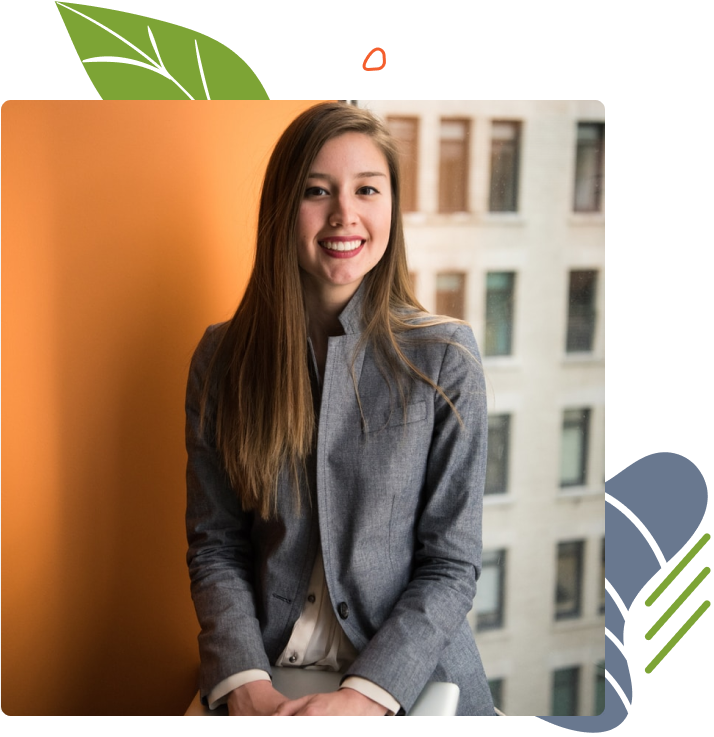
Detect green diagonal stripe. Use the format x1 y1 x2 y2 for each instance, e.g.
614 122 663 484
646 533 710 606
645 567 710 639
645 600 710 673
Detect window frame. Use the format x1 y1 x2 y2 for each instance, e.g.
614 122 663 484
599 538 606 615
594 661 606 715
484 271 516 357
476 549 507 631
387 116 419 213
573 121 605 213
489 120 521 212
555 540 585 620
435 271 467 320
485 414 511 495
438 117 470 213
560 408 591 487
551 666 581 716
566 270 598 353
488 678 504 712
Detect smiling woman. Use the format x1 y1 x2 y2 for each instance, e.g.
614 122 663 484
185 102 496 716
298 133 392 268
299 132 391 286
297 132 393 373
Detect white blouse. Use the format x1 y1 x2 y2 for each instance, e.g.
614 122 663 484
207 549 401 715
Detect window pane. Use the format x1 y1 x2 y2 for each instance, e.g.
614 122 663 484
477 563 499 613
436 272 466 319
561 424 584 482
388 117 419 212
552 666 580 716
488 678 504 712
489 121 520 212
594 661 605 715
566 270 597 352
574 122 604 212
560 408 590 486
555 541 584 619
486 414 510 494
439 119 469 212
476 549 506 630
485 272 515 356
441 120 467 140
599 538 606 614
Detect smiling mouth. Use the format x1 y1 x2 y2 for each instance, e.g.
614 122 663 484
318 239 364 252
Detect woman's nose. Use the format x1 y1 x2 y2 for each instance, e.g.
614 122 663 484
329 194 357 227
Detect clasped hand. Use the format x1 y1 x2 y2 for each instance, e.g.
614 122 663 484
228 680 388 716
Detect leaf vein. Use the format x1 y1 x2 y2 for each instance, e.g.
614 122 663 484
58 4 193 99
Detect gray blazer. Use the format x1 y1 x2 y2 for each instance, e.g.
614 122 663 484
185 287 495 715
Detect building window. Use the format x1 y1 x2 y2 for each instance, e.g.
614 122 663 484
489 121 520 212
566 270 597 352
574 122 605 212
488 678 504 712
560 408 590 486
486 415 510 495
599 538 606 614
594 661 606 715
552 666 580 716
555 541 584 619
484 272 515 356
476 549 506 630
439 118 469 212
387 117 419 212
436 272 466 319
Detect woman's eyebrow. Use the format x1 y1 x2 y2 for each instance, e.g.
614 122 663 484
306 171 388 180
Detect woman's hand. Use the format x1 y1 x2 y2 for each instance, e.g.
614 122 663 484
272 688 389 716
227 680 287 716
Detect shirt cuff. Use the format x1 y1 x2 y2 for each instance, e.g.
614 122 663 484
340 676 401 716
207 669 271 710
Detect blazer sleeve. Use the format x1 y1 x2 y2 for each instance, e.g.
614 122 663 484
342 323 488 712
185 326 272 702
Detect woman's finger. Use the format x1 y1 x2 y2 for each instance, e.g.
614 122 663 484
272 694 311 715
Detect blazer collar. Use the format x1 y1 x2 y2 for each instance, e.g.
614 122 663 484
336 279 368 335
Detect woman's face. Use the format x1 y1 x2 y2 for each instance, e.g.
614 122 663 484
297 132 392 306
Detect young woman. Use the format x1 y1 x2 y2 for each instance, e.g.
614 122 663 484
185 102 495 716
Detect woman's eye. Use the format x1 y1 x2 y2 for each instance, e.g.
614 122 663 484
305 186 328 197
357 185 379 195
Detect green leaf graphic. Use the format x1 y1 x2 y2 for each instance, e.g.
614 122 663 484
56 2 268 100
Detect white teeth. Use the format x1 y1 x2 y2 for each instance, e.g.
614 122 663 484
319 239 363 252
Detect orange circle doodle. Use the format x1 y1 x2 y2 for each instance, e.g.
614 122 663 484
362 47 386 71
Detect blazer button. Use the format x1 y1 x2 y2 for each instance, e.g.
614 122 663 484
338 601 349 620
288 654 298 663
307 594 316 604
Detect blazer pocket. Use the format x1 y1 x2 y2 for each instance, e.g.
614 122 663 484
362 399 427 434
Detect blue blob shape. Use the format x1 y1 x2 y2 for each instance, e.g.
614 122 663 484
606 503 660 610
538 453 709 732
607 453 708 561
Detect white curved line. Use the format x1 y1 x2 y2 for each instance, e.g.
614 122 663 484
82 57 194 101
57 3 159 68
606 493 667 567
59 3 194 100
604 669 630 709
195 40 210 100
605 627 626 657
605 578 629 617
83 56 164 72
147 26 164 68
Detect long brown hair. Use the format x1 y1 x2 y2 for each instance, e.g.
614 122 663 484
202 102 462 519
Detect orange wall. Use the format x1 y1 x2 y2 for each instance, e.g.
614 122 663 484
1 100 322 715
